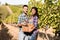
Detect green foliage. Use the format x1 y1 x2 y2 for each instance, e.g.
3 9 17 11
4 0 60 31
4 5 22 24
0 14 2 24
4 13 19 24
28 0 60 29
9 5 22 13
5 3 8 6
0 6 10 20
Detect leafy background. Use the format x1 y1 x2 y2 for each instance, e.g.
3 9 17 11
0 0 60 31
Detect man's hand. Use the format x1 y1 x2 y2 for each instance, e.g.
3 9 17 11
16 21 28 27
16 24 22 27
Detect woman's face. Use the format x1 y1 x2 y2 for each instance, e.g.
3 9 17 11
32 9 36 15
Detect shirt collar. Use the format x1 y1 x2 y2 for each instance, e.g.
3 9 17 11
22 13 28 16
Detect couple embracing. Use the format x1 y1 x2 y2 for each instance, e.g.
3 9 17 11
17 5 39 40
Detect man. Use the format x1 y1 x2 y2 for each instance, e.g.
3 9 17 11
17 5 29 40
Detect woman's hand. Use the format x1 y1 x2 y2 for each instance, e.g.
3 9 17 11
28 23 35 32
16 24 22 27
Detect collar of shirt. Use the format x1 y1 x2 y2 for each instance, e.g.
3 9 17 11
22 13 28 17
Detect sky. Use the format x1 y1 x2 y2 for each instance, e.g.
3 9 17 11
0 0 29 5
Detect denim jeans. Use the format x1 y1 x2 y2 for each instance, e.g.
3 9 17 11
19 28 30 40
30 30 38 40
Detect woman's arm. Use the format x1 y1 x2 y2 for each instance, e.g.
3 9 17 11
33 16 38 28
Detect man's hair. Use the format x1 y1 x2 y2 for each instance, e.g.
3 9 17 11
23 5 28 8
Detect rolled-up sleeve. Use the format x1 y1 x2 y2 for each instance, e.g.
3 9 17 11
18 16 21 24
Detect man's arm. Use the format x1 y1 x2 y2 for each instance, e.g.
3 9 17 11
17 22 28 27
17 15 28 27
16 23 22 27
17 15 23 27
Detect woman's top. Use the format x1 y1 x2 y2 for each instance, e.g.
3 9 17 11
29 15 38 28
32 16 38 34
33 16 38 28
28 16 38 35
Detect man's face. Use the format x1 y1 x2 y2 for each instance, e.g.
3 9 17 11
23 7 28 14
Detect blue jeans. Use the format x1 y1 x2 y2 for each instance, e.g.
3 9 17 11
30 30 38 40
19 28 30 40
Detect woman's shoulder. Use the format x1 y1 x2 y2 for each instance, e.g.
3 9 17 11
34 16 38 19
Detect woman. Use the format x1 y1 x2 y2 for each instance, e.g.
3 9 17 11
30 7 39 40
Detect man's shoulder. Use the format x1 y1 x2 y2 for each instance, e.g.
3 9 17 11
19 13 25 17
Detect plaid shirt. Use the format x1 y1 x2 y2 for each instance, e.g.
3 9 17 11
33 16 38 34
18 13 38 27
33 16 38 28
18 13 28 24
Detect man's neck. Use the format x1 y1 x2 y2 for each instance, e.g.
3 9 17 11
23 12 27 15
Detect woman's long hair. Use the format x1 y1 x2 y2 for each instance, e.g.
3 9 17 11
31 7 39 18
